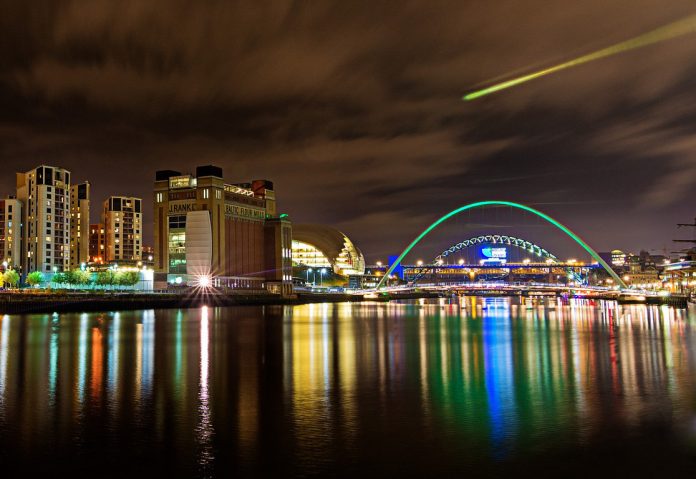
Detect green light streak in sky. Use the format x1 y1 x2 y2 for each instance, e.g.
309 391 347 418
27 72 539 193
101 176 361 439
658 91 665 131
463 14 696 101
376 200 626 289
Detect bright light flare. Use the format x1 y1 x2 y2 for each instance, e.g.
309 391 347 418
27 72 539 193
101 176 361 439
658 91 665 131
463 14 696 101
197 275 212 288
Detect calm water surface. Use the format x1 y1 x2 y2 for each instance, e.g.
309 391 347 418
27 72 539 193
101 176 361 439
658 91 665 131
1 298 696 477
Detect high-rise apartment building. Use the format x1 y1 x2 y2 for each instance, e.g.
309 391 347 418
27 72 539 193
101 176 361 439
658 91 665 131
153 165 292 294
89 223 106 263
69 182 90 269
0 197 22 269
16 165 72 273
102 196 142 264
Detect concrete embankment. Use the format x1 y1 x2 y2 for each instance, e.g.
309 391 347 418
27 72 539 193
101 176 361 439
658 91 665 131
0 292 288 314
0 290 444 314
0 290 687 314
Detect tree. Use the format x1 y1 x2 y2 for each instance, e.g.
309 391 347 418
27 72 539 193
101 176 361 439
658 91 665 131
52 272 67 286
72 269 92 287
26 271 44 287
63 270 77 287
3 270 20 288
96 270 116 288
116 271 140 288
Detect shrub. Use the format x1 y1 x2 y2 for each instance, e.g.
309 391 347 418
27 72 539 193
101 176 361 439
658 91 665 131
26 271 44 287
72 269 92 286
116 271 140 287
3 270 20 288
96 270 116 287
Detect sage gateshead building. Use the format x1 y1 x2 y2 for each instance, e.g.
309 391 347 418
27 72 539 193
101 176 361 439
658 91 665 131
292 224 365 276
153 165 293 295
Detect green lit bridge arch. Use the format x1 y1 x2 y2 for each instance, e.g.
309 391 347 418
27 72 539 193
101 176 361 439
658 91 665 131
376 201 626 289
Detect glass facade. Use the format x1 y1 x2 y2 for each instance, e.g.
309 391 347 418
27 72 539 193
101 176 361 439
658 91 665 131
168 232 186 274
292 240 332 268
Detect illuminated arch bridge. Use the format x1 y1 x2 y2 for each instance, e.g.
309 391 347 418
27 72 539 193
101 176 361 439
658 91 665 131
377 201 626 289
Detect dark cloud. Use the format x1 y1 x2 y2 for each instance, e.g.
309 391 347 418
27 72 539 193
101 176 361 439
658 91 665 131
1 0 696 261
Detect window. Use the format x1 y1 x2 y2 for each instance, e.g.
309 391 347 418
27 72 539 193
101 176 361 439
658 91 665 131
156 192 164 203
202 188 210 199
169 215 187 229
168 231 187 274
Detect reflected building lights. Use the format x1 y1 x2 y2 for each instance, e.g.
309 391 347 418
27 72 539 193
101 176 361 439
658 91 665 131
0 315 10 409
107 312 121 414
141 310 155 396
77 314 89 404
0 300 694 474
197 306 214 470
90 324 103 403
48 316 59 407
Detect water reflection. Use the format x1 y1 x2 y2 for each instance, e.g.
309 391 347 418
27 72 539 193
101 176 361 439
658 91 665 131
0 299 694 476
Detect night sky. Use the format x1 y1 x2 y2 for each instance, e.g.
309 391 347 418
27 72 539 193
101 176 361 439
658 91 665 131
2 1 696 261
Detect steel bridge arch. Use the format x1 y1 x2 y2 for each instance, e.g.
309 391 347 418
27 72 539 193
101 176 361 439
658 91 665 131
408 234 561 285
376 201 626 289
436 234 558 263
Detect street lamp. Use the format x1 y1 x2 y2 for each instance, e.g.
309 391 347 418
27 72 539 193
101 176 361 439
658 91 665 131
320 268 327 286
376 261 382 267
306 267 313 285
416 260 424 266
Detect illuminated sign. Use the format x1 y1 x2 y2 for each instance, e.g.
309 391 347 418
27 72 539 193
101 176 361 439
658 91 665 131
481 247 507 259
168 202 195 213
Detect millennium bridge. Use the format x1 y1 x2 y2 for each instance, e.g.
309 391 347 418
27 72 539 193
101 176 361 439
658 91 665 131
353 201 676 303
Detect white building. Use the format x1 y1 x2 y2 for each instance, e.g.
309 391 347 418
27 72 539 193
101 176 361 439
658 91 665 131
70 182 90 269
103 196 143 264
0 197 22 269
16 165 72 273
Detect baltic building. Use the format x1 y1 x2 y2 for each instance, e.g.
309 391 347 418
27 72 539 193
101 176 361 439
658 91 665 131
153 165 292 294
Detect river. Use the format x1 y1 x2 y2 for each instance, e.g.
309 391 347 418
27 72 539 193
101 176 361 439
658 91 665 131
0 298 695 477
